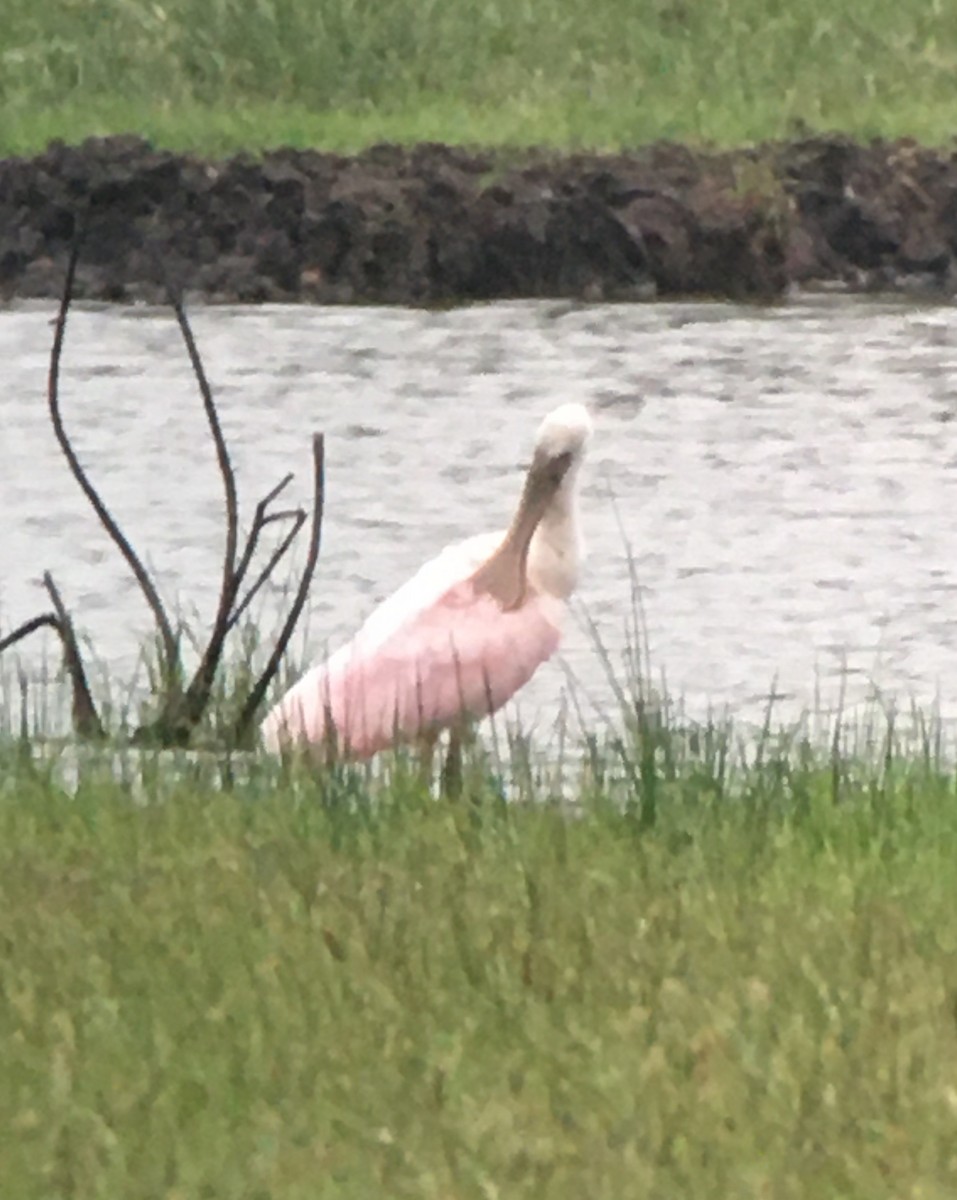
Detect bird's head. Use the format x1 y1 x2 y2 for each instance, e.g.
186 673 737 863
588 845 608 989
528 402 593 493
474 403 592 607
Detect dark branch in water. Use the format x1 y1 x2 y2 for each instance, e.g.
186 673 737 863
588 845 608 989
49 231 181 691
166 287 240 606
231 472 296 598
0 585 104 740
146 280 319 744
42 572 105 740
0 612 61 653
158 290 240 737
228 509 307 633
260 507 303 527
4 227 325 750
235 433 325 744
0 585 104 734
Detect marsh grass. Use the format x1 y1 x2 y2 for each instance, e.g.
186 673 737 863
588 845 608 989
4 0 957 154
3 623 957 1195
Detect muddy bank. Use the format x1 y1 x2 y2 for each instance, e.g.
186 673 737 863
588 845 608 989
2 135 957 305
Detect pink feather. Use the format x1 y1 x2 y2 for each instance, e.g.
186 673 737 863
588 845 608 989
262 533 564 758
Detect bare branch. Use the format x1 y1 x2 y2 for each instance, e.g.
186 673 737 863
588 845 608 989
227 509 306 632
261 508 303 527
231 472 295 599
42 573 104 740
165 286 239 624
0 612 61 654
25 232 325 751
235 433 325 743
149 287 242 734
168 464 307 738
49 235 180 687
259 472 296 510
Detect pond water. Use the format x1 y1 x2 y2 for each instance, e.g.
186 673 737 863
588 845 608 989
4 295 957 741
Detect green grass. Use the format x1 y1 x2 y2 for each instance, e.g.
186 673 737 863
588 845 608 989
4 0 957 155
3 708 957 1198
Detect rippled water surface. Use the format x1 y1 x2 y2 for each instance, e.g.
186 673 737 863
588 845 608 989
4 295 957 736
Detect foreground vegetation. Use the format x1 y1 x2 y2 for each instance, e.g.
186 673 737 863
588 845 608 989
2 703 957 1198
4 0 957 155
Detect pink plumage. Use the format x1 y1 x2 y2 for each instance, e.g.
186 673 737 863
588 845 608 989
262 403 592 760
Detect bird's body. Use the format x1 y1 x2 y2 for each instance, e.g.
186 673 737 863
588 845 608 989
262 404 591 759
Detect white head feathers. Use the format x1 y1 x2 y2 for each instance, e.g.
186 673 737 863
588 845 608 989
534 403 593 461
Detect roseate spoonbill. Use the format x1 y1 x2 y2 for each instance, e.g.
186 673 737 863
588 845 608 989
261 402 592 761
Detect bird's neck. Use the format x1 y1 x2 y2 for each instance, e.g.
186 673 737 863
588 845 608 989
528 473 582 600
472 465 583 608
470 477 546 610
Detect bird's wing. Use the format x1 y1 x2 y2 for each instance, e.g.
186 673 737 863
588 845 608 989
261 532 562 757
337 581 563 754
349 530 504 658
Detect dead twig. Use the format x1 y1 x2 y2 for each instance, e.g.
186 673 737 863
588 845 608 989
231 472 295 598
161 282 239 731
150 285 316 740
0 612 61 653
0 585 104 740
50 232 181 692
228 509 307 632
42 572 105 740
259 507 303 527
234 434 325 744
6 229 325 750
166 289 239 606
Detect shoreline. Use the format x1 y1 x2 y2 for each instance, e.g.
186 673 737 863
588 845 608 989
2 134 957 306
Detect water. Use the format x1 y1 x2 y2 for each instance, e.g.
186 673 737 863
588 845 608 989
4 295 957 739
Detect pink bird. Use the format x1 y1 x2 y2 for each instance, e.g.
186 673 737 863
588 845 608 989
261 403 592 760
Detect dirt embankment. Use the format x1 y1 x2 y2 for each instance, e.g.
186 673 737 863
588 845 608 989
2 135 956 306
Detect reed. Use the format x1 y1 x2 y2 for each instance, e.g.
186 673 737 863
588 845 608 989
4 0 957 154
2 639 957 1197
